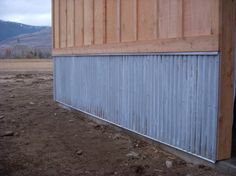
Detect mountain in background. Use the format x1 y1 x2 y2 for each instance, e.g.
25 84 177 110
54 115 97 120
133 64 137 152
0 20 51 59
0 20 47 42
0 27 51 49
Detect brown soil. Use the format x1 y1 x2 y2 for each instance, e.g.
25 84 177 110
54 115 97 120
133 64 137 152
0 63 229 175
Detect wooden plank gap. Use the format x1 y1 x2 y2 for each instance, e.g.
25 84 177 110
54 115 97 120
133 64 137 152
181 0 185 38
52 0 55 48
103 0 106 44
156 0 160 39
211 0 220 36
105 0 107 43
92 0 95 45
73 0 76 46
117 0 121 42
134 0 138 41
66 0 68 48
82 0 84 46
136 0 139 41
57 0 60 48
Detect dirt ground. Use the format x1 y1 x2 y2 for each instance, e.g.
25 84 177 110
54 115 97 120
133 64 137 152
0 60 230 176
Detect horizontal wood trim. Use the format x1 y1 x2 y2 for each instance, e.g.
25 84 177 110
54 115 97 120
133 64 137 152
52 36 219 56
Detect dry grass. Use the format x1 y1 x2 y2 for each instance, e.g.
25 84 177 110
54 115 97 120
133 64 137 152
0 59 52 72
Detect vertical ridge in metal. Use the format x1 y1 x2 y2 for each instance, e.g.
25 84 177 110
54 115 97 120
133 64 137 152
54 53 219 162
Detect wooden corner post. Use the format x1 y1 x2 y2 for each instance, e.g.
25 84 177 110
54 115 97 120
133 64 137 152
217 0 236 160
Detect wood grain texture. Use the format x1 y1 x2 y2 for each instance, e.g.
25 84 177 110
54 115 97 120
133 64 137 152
67 0 75 47
52 0 54 48
106 0 120 43
137 0 157 40
183 0 212 37
159 0 183 38
75 0 84 47
59 0 67 48
52 0 236 162
94 0 105 44
53 36 218 55
121 0 137 42
53 0 220 54
211 0 220 36
84 0 94 45
53 0 61 49
217 0 235 160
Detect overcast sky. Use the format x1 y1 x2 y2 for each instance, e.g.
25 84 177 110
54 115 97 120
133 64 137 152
0 0 51 26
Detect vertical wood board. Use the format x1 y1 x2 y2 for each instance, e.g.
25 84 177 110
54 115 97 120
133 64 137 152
53 0 61 48
59 0 67 48
159 0 183 38
53 0 221 54
67 0 75 47
75 0 84 47
183 0 212 37
94 0 105 45
137 0 157 41
217 0 235 160
106 0 120 43
84 0 94 45
121 0 137 42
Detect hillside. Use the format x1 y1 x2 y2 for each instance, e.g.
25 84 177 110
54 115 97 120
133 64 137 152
0 27 51 50
0 20 47 42
0 20 51 59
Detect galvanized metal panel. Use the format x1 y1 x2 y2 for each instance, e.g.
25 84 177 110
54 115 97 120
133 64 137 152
54 53 219 162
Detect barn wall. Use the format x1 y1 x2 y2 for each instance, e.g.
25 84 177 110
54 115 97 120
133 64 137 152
52 0 219 55
54 53 220 162
217 0 235 160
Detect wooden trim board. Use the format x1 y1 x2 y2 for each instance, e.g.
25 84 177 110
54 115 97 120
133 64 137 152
53 35 218 56
217 0 236 160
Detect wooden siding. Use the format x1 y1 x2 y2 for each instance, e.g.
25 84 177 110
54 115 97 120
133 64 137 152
217 0 235 160
52 0 236 162
59 0 67 48
74 0 84 47
52 0 220 55
94 0 105 44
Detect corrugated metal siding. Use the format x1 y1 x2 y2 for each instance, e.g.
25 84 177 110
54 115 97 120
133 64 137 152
54 53 219 162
